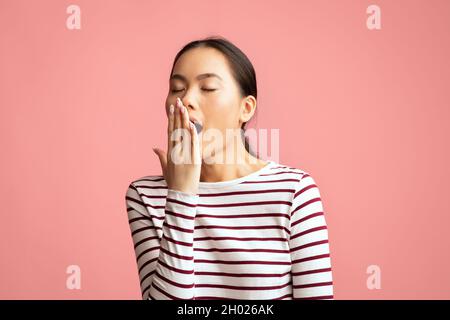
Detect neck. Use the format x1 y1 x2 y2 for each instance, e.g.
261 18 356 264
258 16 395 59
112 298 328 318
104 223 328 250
199 138 265 183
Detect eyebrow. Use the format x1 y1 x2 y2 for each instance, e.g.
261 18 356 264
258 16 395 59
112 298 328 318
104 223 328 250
170 73 223 82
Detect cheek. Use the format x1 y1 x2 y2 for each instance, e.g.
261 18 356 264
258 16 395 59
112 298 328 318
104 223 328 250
203 89 241 128
204 107 238 131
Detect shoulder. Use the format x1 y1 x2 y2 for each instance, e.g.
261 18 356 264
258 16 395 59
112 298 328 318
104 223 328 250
268 161 321 193
125 174 167 196
125 174 168 213
270 164 326 217
267 161 310 182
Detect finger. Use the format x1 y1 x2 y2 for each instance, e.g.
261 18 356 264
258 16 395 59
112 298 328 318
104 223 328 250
174 97 182 135
172 98 183 158
180 102 189 131
190 121 201 165
167 104 174 158
180 102 191 161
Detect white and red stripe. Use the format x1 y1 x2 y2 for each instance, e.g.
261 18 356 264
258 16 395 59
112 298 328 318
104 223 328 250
125 160 334 300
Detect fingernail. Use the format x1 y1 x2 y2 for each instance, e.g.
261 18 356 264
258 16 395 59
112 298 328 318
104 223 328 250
169 104 174 114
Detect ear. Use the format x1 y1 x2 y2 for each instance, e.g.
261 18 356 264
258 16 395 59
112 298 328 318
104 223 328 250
239 95 257 127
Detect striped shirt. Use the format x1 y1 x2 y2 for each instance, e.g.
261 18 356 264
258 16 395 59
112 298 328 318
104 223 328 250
125 160 334 300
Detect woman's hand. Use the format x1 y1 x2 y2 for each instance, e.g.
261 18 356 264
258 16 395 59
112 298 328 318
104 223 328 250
153 97 202 195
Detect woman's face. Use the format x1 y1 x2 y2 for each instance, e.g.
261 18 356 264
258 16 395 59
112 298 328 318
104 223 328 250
165 47 255 160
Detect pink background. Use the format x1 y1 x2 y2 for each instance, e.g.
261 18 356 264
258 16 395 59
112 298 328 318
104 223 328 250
1 0 449 299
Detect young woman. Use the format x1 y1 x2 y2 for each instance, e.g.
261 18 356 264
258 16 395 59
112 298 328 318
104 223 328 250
125 36 334 300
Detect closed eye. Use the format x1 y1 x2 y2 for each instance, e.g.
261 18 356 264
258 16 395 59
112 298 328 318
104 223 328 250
170 88 217 93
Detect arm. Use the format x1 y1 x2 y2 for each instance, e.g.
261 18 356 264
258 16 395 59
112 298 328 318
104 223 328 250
288 172 334 299
125 182 198 300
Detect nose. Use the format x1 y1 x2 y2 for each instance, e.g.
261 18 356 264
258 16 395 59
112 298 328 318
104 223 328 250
178 94 202 132
179 91 197 111
180 98 192 110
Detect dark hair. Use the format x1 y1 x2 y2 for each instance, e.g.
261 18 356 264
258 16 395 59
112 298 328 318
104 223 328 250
169 36 258 158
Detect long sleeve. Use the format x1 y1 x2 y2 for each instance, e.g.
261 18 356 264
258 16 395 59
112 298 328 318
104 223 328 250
288 172 334 300
125 182 199 300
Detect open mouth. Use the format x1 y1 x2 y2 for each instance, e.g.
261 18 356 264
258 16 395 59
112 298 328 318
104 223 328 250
190 120 203 133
